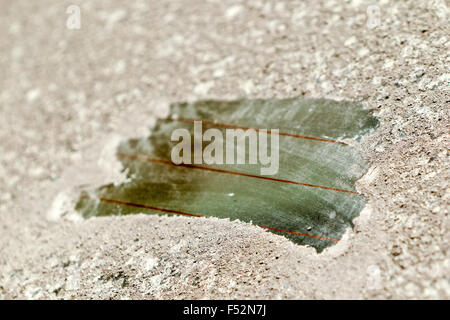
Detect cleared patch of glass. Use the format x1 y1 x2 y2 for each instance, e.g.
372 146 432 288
76 98 378 252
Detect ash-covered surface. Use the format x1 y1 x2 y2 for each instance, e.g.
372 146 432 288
0 0 448 299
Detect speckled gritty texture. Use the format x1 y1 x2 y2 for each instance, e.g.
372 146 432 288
0 0 448 299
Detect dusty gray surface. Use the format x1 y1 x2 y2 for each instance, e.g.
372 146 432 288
0 0 448 299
